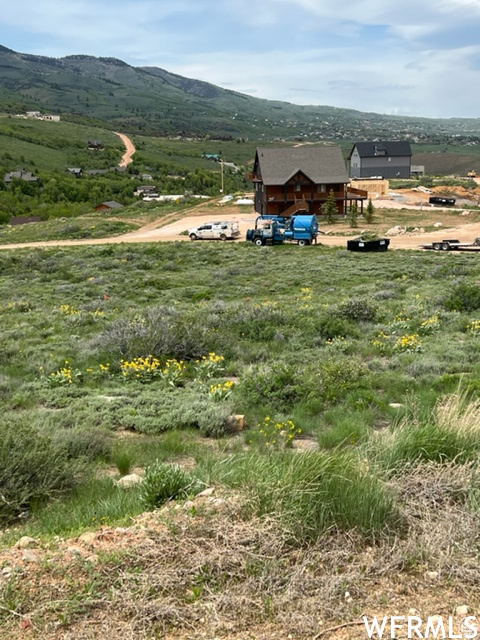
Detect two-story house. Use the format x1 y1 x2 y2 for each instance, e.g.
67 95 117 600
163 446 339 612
249 146 367 218
348 141 412 179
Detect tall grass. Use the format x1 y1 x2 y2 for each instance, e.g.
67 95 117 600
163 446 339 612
373 390 480 471
198 450 398 543
15 478 145 540
318 406 374 449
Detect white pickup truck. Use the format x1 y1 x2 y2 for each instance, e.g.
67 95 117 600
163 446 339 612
188 221 240 241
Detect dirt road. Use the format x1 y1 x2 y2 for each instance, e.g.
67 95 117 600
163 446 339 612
3 208 480 251
113 132 136 167
2 189 480 251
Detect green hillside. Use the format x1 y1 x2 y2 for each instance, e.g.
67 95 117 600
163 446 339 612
0 116 253 224
0 117 124 170
2 45 480 144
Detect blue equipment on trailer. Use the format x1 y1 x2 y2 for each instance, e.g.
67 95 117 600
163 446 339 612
246 213 319 246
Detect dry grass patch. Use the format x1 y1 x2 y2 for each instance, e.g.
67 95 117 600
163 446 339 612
2 465 480 639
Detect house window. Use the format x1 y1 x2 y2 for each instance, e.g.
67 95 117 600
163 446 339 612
295 184 301 192
317 184 326 192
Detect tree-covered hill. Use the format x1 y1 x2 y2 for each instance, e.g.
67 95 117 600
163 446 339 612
2 45 480 144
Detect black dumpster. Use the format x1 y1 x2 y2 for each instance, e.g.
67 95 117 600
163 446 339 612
347 238 390 252
428 196 456 206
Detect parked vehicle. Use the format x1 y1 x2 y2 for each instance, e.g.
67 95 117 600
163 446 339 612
428 196 456 206
246 214 319 246
189 221 240 241
420 238 480 251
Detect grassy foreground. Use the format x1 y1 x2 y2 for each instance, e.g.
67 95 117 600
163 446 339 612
1 241 480 636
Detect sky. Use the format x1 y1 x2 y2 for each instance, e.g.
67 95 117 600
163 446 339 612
0 0 479 119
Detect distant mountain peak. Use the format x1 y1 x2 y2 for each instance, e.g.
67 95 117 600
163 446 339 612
62 54 128 67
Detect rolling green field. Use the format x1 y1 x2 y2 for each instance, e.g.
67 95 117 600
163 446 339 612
0 116 124 170
2 241 480 637
2 241 480 534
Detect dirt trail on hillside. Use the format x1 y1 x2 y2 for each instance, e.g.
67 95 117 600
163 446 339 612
113 132 136 167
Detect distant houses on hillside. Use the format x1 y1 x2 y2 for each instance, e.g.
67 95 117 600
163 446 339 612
4 170 39 184
15 111 61 121
202 153 221 161
87 140 104 150
95 201 124 212
134 185 159 197
66 167 83 177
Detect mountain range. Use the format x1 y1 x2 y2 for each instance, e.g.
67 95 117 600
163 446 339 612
1 44 480 144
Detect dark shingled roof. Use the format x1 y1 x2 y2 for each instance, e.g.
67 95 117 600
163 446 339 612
255 146 348 185
98 201 124 209
351 141 412 158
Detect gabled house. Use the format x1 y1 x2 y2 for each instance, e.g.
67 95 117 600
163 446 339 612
86 169 108 176
134 185 159 197
66 167 83 177
348 141 412 179
87 140 103 150
4 170 39 185
249 146 367 218
95 201 124 212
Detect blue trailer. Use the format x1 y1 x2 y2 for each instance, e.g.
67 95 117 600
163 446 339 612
246 214 319 246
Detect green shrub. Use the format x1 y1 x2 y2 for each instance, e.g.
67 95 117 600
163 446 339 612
305 356 370 405
336 296 379 322
226 301 288 341
364 199 375 223
53 427 113 462
239 356 368 411
125 387 233 436
39 386 233 436
95 305 216 360
444 283 480 312
0 416 77 524
239 362 301 409
311 312 357 341
140 461 202 509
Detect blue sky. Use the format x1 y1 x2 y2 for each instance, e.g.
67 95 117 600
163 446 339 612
0 0 479 119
